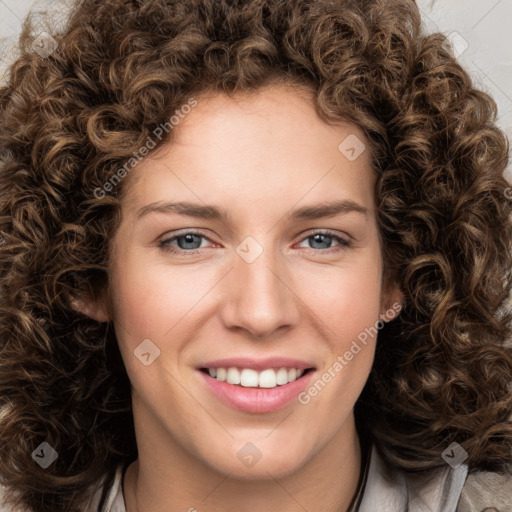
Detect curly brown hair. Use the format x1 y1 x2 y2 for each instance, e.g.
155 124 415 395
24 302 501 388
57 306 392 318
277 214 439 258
1 0 511 510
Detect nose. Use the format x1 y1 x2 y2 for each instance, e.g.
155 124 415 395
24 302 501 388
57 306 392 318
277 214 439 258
219 239 301 339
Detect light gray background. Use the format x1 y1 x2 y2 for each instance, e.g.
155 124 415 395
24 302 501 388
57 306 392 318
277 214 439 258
0 0 511 179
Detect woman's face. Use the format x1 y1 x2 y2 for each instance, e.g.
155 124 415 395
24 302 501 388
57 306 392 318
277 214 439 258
100 83 401 479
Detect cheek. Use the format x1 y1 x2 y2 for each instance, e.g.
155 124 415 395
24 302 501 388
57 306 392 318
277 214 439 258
296 257 383 340
109 259 183 400
297 262 381 421
109 253 221 379
110 270 158 338
110 252 193 336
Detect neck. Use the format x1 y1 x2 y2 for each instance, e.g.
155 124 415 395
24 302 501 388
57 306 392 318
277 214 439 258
123 404 362 512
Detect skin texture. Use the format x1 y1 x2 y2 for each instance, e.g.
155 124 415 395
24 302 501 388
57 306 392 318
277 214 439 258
0 2 511 510
85 83 402 511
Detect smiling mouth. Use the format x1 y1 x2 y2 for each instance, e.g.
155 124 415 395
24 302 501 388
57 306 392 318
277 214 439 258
199 367 315 389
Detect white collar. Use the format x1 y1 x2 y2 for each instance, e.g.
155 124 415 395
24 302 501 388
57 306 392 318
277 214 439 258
358 445 468 512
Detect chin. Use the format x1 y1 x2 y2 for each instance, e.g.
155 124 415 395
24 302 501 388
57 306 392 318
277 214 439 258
198 440 312 481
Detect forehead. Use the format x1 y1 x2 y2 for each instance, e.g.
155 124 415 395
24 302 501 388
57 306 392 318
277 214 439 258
121 84 376 213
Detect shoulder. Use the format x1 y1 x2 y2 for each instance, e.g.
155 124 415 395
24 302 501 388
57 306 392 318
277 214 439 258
87 462 127 512
0 462 127 512
358 445 470 511
0 483 35 512
357 445 511 512
0 481 23 512
456 465 512 512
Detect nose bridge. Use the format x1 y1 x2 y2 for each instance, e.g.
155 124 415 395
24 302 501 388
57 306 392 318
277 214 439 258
221 234 298 337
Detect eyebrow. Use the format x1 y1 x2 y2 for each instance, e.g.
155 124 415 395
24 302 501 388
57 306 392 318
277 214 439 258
136 201 229 221
135 199 368 222
287 200 368 220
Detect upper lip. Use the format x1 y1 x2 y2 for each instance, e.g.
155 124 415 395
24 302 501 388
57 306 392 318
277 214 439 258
197 357 316 371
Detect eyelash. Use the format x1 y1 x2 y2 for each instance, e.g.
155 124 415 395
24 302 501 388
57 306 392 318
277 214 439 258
158 229 353 255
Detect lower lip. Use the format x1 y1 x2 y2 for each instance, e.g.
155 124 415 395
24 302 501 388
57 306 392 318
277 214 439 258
198 369 315 413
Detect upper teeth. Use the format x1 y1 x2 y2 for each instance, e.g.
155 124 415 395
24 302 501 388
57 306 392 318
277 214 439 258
208 367 305 388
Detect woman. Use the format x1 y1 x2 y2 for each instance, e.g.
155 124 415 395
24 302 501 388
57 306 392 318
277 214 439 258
1 0 511 511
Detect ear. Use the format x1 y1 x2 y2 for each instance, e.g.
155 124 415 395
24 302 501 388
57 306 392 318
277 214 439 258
379 277 403 323
69 287 111 323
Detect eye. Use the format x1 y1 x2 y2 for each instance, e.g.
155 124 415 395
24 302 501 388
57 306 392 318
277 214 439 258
158 229 353 255
158 230 214 254
296 230 353 253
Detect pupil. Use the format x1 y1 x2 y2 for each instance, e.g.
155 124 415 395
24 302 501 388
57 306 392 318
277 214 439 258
312 234 330 249
179 234 201 249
